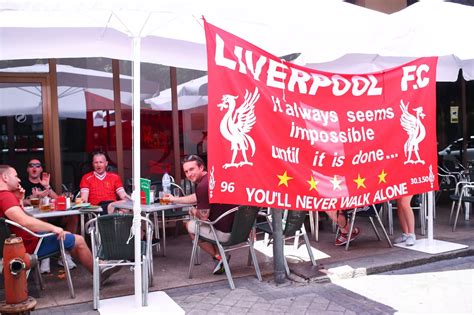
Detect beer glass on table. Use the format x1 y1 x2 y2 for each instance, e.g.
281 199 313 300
30 197 40 207
39 197 51 212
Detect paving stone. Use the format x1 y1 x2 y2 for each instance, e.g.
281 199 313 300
273 297 295 306
240 295 260 302
229 306 251 314
185 295 206 303
309 300 330 311
285 306 309 314
203 296 222 305
268 304 290 312
211 304 232 312
192 302 218 310
219 298 239 306
327 301 347 312
250 302 272 311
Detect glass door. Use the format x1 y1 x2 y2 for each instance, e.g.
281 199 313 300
0 78 50 178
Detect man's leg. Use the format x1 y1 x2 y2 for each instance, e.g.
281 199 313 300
62 216 79 234
326 211 349 233
69 234 93 273
37 234 93 273
186 221 218 257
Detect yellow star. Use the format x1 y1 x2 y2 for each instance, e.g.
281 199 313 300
277 171 293 187
307 176 319 191
330 175 342 191
353 174 366 189
378 169 387 184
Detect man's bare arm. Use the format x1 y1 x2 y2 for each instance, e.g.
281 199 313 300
165 193 197 205
117 188 128 200
5 206 66 239
80 190 89 203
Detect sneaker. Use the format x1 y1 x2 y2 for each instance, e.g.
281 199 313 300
40 258 51 274
405 234 416 246
335 227 360 246
100 265 123 286
394 233 408 244
212 255 231 275
58 253 77 270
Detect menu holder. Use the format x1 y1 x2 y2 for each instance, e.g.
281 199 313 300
55 196 67 211
140 178 151 205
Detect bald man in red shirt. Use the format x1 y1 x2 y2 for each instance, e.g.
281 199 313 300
80 152 128 213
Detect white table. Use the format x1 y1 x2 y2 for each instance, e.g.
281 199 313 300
111 201 190 256
26 206 102 237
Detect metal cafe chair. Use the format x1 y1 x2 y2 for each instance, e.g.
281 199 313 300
256 209 316 276
343 204 393 251
86 214 153 309
188 206 261 290
450 182 474 232
0 218 75 298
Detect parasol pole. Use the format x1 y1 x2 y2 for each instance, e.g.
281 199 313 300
132 35 143 307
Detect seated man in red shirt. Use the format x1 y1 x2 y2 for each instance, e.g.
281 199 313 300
80 151 128 214
0 164 93 274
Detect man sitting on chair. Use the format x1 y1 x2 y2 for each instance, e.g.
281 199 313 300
79 151 128 214
165 155 236 275
0 165 93 274
22 158 79 273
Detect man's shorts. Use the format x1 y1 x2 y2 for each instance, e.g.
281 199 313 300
37 233 75 258
187 219 231 243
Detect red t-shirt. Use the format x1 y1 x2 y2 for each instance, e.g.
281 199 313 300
80 171 125 205
0 190 39 254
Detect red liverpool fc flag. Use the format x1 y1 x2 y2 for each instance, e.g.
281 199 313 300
204 20 438 211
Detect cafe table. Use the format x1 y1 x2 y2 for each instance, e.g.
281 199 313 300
24 205 102 237
111 200 190 256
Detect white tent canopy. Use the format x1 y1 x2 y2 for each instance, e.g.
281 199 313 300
145 75 208 111
0 84 136 119
0 64 158 94
2 1 474 81
0 0 386 70
305 1 474 81
0 64 154 119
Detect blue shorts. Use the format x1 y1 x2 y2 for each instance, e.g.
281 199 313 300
37 233 75 258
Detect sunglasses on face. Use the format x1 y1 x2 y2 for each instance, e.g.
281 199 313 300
28 163 42 168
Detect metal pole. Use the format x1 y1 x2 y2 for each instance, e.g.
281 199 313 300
132 36 142 307
271 207 286 284
427 190 434 241
461 76 468 168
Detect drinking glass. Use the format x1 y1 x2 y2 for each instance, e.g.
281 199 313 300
173 187 181 197
158 191 166 205
30 197 40 207
39 197 51 212
150 185 157 204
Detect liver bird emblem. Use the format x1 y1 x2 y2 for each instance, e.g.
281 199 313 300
218 87 259 169
400 100 426 165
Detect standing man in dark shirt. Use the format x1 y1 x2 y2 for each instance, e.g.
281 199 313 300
165 155 235 275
